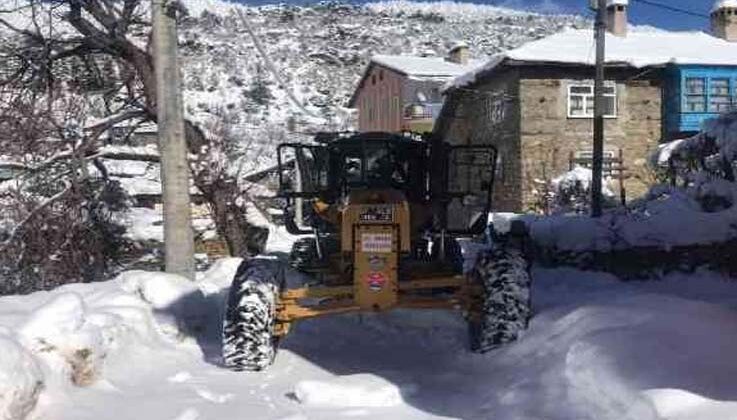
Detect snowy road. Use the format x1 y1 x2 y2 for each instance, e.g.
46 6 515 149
3 261 737 420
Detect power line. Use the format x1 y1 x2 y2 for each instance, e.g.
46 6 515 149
631 0 711 20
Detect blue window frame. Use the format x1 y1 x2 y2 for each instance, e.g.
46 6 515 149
671 66 737 134
681 71 737 114
683 77 706 112
709 78 732 113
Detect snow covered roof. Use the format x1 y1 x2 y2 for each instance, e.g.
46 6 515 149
451 28 737 90
372 54 478 78
714 0 737 11
349 54 481 107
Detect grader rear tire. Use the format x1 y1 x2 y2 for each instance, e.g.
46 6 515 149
469 247 532 353
222 258 283 371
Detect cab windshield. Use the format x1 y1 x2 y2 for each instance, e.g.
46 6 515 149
334 140 426 200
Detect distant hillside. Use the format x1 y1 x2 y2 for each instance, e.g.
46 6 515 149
0 0 589 174
177 0 589 140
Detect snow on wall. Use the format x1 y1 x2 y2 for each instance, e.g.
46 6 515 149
527 195 737 252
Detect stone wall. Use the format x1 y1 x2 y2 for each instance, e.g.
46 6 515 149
519 69 663 211
437 64 664 214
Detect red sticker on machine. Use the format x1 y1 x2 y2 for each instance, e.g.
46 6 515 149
366 272 386 292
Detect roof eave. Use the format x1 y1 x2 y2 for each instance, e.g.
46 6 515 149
347 60 458 107
503 59 663 69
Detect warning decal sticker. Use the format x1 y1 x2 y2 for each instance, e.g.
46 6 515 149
361 233 393 253
366 272 386 292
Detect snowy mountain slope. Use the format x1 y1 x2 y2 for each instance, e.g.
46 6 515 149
2 248 737 420
175 0 588 149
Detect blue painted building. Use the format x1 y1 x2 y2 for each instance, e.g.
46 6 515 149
664 65 737 137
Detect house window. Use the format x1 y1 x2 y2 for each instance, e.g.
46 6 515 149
710 78 732 113
684 77 706 112
567 83 616 118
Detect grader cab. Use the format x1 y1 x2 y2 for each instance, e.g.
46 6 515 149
222 132 532 371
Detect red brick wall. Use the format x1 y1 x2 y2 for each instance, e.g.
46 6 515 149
356 65 403 132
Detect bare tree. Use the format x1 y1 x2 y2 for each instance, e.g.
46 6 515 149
0 87 129 294
0 0 263 258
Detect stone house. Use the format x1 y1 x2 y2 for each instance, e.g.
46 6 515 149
435 0 737 212
348 45 478 133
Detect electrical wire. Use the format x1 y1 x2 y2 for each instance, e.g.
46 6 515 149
631 0 711 20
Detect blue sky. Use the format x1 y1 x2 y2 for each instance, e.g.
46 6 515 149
239 0 713 31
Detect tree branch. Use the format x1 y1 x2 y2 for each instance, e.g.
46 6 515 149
0 184 73 253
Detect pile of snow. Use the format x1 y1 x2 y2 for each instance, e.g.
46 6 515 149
294 374 405 408
548 166 616 214
0 260 244 420
0 336 42 420
523 191 737 252
552 166 614 198
117 271 208 337
1 248 737 419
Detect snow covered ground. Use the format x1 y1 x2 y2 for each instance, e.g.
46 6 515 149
2 245 737 420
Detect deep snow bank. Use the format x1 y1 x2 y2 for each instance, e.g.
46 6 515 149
294 374 406 408
480 268 737 420
0 336 42 420
0 260 242 420
2 258 737 420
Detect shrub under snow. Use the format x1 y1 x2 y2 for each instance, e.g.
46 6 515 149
550 166 616 214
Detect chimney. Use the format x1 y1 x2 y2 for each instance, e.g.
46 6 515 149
712 0 737 42
447 42 469 65
606 0 628 37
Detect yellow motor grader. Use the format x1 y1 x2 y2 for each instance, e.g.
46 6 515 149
222 132 532 371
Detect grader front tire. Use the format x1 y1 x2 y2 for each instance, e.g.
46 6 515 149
222 259 283 371
469 247 532 353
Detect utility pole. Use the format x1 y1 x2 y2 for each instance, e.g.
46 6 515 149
591 0 607 218
152 0 195 279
